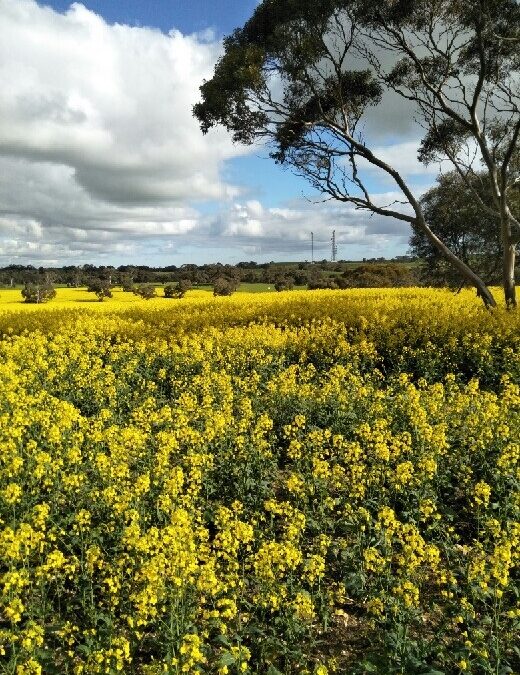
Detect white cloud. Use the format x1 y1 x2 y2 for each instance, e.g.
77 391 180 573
369 142 439 177
358 141 457 180
0 155 412 262
0 155 201 262
0 0 416 265
0 0 246 205
200 194 411 258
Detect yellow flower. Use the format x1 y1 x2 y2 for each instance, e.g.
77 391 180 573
473 481 491 507
2 483 22 505
16 659 42 675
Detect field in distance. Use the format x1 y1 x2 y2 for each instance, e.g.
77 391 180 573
0 284 299 310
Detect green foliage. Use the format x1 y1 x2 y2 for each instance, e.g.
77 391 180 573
410 171 519 286
308 278 342 290
342 264 418 288
20 282 56 304
120 274 134 292
132 284 157 300
213 277 239 296
86 279 113 302
164 280 192 299
194 1 382 156
274 277 295 292
273 71 382 163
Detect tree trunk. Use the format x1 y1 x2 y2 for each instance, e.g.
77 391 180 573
366 149 498 309
415 216 497 308
501 208 517 309
503 241 516 309
503 248 516 308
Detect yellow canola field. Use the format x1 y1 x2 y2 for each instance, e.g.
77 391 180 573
0 287 214 311
0 288 519 675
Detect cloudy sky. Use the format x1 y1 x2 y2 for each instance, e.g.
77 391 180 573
0 0 438 266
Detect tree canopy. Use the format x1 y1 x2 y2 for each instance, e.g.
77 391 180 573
194 0 520 307
410 171 517 286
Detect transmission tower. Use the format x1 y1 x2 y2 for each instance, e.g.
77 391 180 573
311 231 314 263
331 229 338 262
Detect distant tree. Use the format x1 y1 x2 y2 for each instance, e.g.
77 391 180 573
308 279 339 290
410 172 515 287
213 277 239 296
21 282 56 304
188 270 207 285
293 272 309 286
64 266 83 287
342 263 417 288
242 271 259 284
274 277 295 291
133 284 157 300
164 280 192 298
120 274 134 292
97 266 115 287
87 279 112 302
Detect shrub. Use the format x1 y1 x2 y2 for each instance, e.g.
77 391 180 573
120 275 134 292
87 279 113 301
133 284 157 300
164 280 192 298
307 279 339 290
21 282 56 304
213 277 239 296
342 263 418 288
274 277 295 291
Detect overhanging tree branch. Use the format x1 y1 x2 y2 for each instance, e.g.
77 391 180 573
192 0 520 308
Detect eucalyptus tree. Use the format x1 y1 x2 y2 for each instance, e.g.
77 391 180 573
356 0 520 306
410 168 519 287
87 278 113 302
194 0 520 307
21 282 56 304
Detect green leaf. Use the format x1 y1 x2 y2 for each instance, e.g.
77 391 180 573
218 651 236 667
266 667 284 675
215 634 231 647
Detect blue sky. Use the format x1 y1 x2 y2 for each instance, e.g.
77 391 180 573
44 0 259 36
0 0 429 266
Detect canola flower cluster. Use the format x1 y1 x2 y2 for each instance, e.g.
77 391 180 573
0 288 519 674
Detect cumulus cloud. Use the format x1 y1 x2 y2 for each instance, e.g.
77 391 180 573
0 150 412 263
200 194 411 259
0 0 418 265
0 155 201 263
0 0 244 204
0 0 253 263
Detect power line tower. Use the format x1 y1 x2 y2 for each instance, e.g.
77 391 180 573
331 229 338 262
311 231 314 263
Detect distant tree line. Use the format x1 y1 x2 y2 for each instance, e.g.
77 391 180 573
0 259 422 291
2 244 515 298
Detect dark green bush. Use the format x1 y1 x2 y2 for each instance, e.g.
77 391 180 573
133 284 157 300
274 277 295 291
342 263 418 288
164 280 192 298
213 277 239 296
21 282 56 304
87 279 113 301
